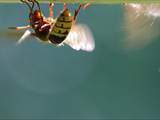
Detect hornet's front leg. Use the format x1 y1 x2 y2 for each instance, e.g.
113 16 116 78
8 25 31 30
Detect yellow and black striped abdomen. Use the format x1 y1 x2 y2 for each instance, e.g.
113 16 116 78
49 9 73 44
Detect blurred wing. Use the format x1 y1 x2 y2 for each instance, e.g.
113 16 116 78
16 30 32 45
63 24 95 52
123 4 160 50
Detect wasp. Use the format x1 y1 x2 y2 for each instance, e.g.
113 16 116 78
9 0 95 52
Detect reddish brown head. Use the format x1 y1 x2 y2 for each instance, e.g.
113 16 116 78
33 10 43 21
29 9 44 29
29 10 43 24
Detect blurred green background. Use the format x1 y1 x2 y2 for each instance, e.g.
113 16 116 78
0 3 160 119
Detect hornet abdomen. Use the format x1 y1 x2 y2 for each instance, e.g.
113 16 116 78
49 9 73 44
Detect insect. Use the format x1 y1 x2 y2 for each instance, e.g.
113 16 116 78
9 0 95 52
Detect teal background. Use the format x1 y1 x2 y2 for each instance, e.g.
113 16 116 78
0 3 160 119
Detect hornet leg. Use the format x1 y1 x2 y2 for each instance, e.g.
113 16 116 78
73 3 90 21
49 3 53 18
8 25 31 30
49 1 55 18
63 0 67 10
